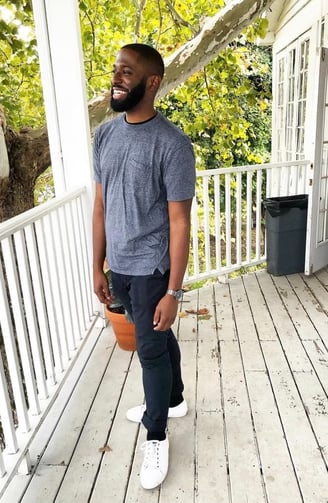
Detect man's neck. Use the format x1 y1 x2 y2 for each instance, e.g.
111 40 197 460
125 106 156 124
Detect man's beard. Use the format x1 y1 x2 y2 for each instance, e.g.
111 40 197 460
110 79 147 112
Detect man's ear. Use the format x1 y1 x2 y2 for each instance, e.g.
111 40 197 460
148 75 161 92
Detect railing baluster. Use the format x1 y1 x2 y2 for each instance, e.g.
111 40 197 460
65 201 86 334
59 205 82 339
246 171 253 263
14 229 48 401
225 173 232 268
50 209 76 352
203 176 211 274
255 170 263 261
71 198 91 331
0 349 18 454
34 217 64 374
236 172 242 266
44 212 70 364
0 450 5 478
2 237 40 416
190 197 199 278
76 197 93 319
214 173 221 270
0 249 30 433
25 223 56 386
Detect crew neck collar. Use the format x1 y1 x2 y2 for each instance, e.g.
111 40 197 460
124 112 158 125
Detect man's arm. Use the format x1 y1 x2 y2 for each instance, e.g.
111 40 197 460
153 199 192 331
92 182 112 304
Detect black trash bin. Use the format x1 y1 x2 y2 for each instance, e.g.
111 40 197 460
263 194 308 276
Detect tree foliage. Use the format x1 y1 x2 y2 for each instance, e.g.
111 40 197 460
0 1 43 128
159 38 271 169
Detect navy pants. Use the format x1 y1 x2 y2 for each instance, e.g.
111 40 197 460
111 269 184 434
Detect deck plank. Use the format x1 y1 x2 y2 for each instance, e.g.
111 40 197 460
194 285 230 503
223 279 267 502
314 266 328 291
303 272 328 316
90 353 143 503
215 281 237 342
4 271 328 503
159 287 203 502
160 340 197 503
178 288 198 342
230 277 266 371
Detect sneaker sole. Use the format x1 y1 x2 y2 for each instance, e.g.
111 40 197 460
127 401 188 423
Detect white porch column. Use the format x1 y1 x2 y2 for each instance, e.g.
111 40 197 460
32 0 93 198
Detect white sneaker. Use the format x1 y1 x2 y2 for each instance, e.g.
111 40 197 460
140 437 169 489
126 400 188 423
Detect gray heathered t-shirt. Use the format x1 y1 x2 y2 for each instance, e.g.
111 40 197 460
93 112 196 276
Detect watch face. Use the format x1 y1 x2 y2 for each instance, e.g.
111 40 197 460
167 288 184 300
175 290 183 301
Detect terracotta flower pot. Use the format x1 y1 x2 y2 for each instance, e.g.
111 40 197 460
105 306 136 351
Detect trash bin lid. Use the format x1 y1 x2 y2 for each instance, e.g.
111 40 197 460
263 194 308 217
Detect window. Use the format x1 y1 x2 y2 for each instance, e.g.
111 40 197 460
275 37 310 161
296 40 309 159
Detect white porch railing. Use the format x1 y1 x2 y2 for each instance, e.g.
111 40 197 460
0 159 311 495
0 187 96 495
185 159 311 283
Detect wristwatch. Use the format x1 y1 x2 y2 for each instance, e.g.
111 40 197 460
166 288 184 301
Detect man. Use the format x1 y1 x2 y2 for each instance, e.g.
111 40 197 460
92 43 195 490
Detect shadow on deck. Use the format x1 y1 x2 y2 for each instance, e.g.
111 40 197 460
3 269 328 503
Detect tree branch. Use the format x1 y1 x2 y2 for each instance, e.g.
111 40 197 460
134 0 147 41
165 0 197 35
156 0 163 46
203 68 215 112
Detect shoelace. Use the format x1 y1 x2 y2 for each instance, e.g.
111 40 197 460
141 441 161 469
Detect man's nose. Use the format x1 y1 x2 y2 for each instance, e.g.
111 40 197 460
112 70 123 83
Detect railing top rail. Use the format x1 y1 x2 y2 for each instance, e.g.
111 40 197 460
196 159 312 177
0 186 86 240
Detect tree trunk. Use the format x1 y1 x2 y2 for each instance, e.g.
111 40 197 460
0 0 274 222
1 126 50 221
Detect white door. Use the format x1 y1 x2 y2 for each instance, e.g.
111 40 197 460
305 47 328 274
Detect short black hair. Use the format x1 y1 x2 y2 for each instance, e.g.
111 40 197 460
121 43 165 78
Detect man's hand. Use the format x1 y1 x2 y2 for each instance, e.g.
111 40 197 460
153 294 179 331
93 269 113 305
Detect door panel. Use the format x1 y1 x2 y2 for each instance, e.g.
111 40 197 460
305 48 328 273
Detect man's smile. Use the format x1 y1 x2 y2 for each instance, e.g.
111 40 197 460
112 87 129 99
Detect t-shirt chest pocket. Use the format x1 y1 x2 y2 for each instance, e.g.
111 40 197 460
127 155 154 190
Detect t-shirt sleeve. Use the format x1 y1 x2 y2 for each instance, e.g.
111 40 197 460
164 139 196 201
93 127 102 184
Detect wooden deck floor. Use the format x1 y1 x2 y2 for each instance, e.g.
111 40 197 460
3 269 328 503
